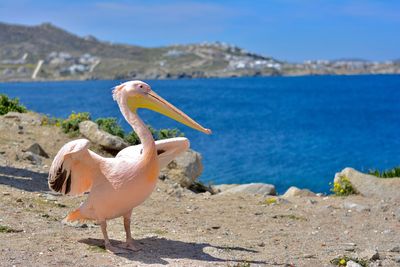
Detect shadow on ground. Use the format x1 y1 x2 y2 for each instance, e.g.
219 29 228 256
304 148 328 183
0 165 49 192
79 237 268 265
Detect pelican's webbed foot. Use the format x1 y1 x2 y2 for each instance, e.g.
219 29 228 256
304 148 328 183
124 239 140 251
105 242 128 254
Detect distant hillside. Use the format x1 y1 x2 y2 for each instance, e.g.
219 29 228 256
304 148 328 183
0 22 398 81
0 22 282 81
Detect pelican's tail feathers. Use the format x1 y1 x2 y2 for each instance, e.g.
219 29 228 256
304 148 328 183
65 209 87 222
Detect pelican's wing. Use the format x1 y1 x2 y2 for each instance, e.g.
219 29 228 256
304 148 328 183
48 139 102 196
92 137 189 189
116 137 189 169
116 144 143 160
153 137 190 169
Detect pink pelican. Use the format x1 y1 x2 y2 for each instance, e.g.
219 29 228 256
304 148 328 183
48 80 211 253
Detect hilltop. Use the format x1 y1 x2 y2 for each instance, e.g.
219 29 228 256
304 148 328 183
0 22 399 81
0 22 280 81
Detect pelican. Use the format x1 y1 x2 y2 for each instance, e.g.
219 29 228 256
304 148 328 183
48 80 211 253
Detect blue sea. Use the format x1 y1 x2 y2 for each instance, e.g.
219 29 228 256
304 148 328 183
1 75 400 194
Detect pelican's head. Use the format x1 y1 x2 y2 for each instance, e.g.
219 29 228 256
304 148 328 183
113 80 211 135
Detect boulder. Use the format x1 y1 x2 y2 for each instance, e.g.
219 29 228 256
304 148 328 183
334 168 400 201
282 186 316 198
213 184 240 193
23 143 49 158
218 183 276 196
160 149 203 188
79 120 128 151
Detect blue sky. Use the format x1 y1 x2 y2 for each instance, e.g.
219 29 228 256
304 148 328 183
0 0 399 62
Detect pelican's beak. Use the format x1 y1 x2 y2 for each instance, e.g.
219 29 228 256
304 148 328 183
127 91 211 134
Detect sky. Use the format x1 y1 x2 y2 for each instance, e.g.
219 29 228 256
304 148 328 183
0 0 399 62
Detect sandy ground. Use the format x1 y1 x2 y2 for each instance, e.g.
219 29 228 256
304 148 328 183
0 112 399 266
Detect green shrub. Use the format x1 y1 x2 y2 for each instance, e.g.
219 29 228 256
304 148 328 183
330 255 367 267
330 176 356 196
41 109 184 144
41 115 62 127
124 131 141 145
0 94 27 115
61 112 91 135
368 166 400 178
124 125 184 145
155 128 184 140
95 117 125 138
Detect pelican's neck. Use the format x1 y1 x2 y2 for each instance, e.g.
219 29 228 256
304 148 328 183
119 98 156 158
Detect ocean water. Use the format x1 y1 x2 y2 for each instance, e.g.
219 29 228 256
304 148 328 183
1 75 400 194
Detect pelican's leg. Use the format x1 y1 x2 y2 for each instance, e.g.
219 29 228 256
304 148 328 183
100 220 126 254
121 210 140 251
155 137 190 169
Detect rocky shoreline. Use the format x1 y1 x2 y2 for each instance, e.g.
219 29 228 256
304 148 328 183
0 111 400 266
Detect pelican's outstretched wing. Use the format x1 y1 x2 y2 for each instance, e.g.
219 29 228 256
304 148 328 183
48 139 102 196
116 137 189 169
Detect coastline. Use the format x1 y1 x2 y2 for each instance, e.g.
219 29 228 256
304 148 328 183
1 72 400 84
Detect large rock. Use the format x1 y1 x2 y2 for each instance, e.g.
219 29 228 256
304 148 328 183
282 186 316 198
160 149 203 188
213 184 240 192
217 183 276 196
23 143 49 158
334 168 400 200
79 120 128 151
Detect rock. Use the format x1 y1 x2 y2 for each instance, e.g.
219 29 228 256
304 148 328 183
342 242 357 252
343 201 370 212
41 193 57 201
302 254 315 259
218 183 276 196
23 143 49 158
282 186 316 198
334 168 400 200
395 256 400 263
160 149 203 188
307 199 317 205
359 249 380 261
346 260 362 267
368 261 382 267
2 112 42 126
188 181 216 194
22 151 42 165
213 184 240 192
389 246 400 253
79 120 128 151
